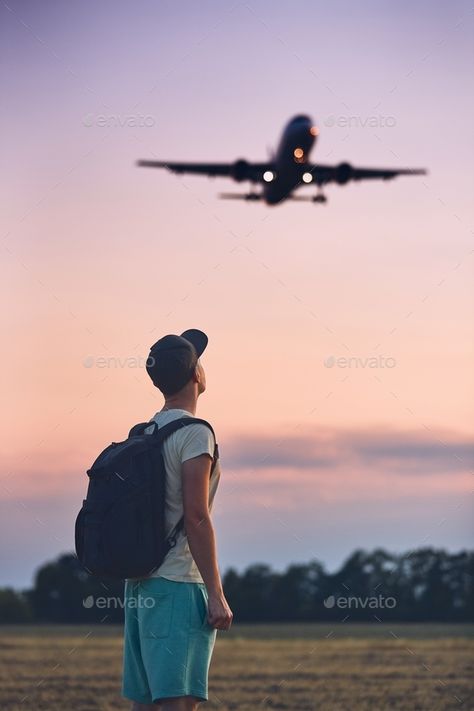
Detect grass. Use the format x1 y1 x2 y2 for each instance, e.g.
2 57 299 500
0 624 472 710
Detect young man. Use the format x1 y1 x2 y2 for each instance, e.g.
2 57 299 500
122 329 233 711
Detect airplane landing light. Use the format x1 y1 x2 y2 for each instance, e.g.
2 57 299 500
294 147 305 163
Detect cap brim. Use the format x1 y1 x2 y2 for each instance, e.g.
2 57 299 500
180 329 208 357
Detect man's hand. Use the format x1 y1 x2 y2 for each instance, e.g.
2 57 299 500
207 590 233 631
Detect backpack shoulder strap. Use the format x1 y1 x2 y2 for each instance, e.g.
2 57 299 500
145 416 219 547
156 417 219 466
129 416 219 464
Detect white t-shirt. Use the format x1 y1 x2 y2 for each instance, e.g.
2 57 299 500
144 408 221 583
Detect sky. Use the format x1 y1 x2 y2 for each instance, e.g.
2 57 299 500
1 0 473 588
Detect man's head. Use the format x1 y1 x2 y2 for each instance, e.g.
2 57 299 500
145 329 208 398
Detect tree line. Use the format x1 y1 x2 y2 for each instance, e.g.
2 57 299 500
1 547 472 624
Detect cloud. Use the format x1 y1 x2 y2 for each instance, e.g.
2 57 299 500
222 427 474 476
1 427 472 507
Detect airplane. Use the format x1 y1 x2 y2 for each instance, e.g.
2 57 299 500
137 114 427 205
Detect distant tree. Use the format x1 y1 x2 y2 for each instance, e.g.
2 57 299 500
221 567 241 611
272 561 327 621
13 547 474 623
224 564 278 622
397 548 473 622
0 588 33 623
28 553 124 623
444 551 474 620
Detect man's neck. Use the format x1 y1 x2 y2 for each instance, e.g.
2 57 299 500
161 397 197 416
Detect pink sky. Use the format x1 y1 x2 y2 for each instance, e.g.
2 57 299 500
1 0 473 586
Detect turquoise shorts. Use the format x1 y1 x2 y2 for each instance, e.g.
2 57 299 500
122 576 217 704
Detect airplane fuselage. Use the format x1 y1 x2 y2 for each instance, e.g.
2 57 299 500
263 115 318 205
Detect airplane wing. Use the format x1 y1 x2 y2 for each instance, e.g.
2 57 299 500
137 159 272 183
307 162 427 185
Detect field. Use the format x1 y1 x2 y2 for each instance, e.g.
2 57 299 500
1 624 473 710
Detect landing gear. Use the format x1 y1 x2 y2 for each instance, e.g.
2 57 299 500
312 192 327 204
311 183 328 204
243 180 261 200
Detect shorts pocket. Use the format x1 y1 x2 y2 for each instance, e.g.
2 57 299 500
139 592 173 639
193 584 211 631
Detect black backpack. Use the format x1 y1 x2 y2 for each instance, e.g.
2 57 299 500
75 416 219 580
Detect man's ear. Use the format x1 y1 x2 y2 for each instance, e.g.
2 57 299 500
191 362 200 383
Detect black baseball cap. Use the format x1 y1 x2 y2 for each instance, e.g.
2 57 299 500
146 328 208 395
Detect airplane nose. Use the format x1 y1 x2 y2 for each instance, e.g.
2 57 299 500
291 114 312 125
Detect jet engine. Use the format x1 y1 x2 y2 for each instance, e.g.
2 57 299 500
232 159 250 182
336 162 353 184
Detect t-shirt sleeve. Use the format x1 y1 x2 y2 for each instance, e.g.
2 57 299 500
178 424 215 464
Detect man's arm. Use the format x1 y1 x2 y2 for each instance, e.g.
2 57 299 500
182 454 233 631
